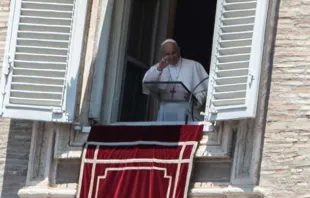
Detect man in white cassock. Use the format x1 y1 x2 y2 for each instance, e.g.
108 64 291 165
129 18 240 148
142 39 209 122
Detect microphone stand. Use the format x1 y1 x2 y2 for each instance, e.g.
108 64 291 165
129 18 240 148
185 76 209 124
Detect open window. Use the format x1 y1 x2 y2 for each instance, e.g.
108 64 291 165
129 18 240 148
118 0 218 122
90 0 269 124
91 0 218 124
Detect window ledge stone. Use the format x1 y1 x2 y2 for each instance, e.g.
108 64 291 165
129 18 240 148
18 185 267 198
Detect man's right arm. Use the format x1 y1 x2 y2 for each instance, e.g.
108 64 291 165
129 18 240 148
142 65 164 95
143 56 169 82
143 65 162 82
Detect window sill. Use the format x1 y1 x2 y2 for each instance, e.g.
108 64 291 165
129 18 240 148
18 185 266 198
75 121 214 133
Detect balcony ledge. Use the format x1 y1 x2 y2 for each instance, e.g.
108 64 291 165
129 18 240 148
18 185 266 198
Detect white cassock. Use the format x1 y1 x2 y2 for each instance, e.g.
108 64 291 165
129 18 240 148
142 57 209 121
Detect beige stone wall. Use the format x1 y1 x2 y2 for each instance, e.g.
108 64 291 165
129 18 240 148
0 1 32 198
260 0 310 197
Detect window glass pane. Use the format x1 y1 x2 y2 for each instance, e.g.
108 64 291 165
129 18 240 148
119 0 157 122
119 62 148 121
127 0 157 65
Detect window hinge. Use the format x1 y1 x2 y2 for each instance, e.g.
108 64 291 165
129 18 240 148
210 107 217 114
74 123 91 133
248 72 254 86
200 121 214 133
4 54 13 76
199 113 215 133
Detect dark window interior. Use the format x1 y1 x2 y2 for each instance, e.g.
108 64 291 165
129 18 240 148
173 0 216 73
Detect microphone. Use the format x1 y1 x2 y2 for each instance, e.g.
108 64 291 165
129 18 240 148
185 76 209 124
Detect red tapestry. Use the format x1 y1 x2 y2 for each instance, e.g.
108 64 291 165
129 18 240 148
77 125 202 198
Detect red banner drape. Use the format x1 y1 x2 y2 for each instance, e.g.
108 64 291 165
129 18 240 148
77 125 202 198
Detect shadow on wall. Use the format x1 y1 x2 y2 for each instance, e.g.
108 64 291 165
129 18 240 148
0 119 33 198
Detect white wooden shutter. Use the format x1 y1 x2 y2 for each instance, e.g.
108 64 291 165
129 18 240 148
206 0 269 121
0 0 88 122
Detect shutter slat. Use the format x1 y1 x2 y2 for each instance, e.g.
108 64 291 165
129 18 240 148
218 46 251 55
14 60 67 70
224 1 257 10
216 68 248 77
21 9 73 18
214 104 246 111
22 1 74 6
215 76 248 85
19 23 71 28
18 31 70 41
13 68 66 78
15 53 67 62
213 98 246 106
222 16 255 26
17 39 69 48
213 90 246 99
223 9 256 18
11 82 64 92
217 61 249 70
18 31 70 36
20 16 72 26
217 53 250 63
23 0 74 3
16 45 68 55
221 24 254 33
221 31 253 40
20 16 72 21
10 97 62 106
214 83 247 92
11 90 62 100
15 52 67 57
22 2 73 11
19 24 70 33
17 38 69 43
12 75 65 85
220 39 252 48
226 0 254 2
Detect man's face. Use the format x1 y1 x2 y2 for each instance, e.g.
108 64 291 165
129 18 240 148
161 43 180 66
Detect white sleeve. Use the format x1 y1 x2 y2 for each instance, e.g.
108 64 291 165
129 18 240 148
142 65 162 82
142 65 162 95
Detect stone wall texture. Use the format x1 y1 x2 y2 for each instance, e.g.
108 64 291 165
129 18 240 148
260 0 310 197
0 1 32 198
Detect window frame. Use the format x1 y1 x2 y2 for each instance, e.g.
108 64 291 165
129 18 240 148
90 0 268 126
93 0 175 125
94 0 211 126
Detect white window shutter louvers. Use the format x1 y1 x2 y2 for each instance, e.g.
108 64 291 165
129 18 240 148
0 0 88 122
206 0 269 121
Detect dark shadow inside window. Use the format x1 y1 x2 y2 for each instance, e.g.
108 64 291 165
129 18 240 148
173 0 216 72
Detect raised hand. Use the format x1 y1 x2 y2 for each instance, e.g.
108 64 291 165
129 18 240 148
157 56 170 71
